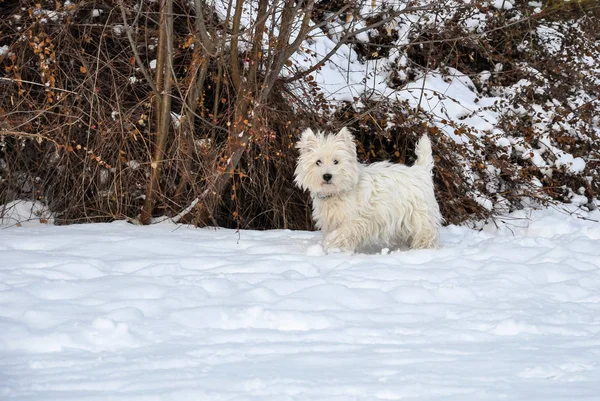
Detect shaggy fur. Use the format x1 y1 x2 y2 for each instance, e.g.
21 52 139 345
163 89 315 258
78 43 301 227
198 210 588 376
294 127 442 252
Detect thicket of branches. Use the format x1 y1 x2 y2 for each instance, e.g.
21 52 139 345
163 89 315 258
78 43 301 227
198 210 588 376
1 0 599 228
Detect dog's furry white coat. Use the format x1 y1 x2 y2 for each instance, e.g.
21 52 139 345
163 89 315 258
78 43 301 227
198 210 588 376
294 127 442 252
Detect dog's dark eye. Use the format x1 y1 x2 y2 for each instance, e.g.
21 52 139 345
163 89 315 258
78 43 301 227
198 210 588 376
333 160 339 165
316 160 322 166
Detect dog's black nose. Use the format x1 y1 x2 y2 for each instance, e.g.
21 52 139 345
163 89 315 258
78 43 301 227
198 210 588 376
323 173 332 182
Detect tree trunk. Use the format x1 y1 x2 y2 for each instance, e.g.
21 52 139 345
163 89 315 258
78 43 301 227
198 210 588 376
140 0 174 225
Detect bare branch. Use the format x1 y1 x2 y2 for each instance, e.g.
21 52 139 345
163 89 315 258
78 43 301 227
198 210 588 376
193 0 217 55
0 77 78 94
259 0 316 102
283 4 435 83
117 0 159 96
229 0 245 91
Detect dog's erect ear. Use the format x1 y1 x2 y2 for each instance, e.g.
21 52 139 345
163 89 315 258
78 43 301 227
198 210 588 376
335 127 357 156
336 127 354 143
296 128 317 150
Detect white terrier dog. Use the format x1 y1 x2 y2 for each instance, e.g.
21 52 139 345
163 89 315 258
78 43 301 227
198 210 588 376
294 127 442 252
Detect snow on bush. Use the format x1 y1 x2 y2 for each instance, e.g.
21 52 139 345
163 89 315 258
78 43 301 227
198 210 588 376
0 200 54 225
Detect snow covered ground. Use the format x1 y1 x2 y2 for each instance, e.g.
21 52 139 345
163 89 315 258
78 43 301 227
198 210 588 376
1 204 600 400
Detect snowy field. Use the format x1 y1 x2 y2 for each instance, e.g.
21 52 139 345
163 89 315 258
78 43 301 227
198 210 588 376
1 205 600 400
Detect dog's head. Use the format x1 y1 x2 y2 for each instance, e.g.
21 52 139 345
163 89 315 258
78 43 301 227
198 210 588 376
294 127 360 197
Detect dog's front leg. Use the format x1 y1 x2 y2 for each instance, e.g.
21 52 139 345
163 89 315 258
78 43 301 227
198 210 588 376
323 223 363 253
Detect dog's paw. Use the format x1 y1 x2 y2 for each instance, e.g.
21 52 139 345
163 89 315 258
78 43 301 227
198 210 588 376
324 245 344 254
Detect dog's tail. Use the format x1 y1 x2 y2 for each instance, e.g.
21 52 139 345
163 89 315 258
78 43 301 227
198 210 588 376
414 135 434 172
